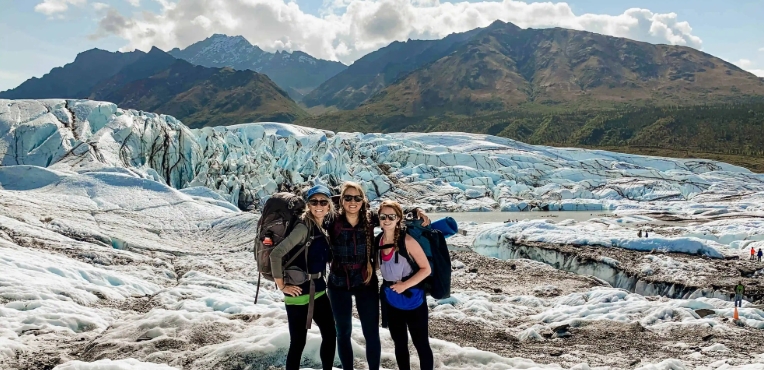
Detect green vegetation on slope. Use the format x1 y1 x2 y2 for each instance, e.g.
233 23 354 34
298 101 764 172
100 62 307 129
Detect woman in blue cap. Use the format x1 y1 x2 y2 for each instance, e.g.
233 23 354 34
269 185 336 370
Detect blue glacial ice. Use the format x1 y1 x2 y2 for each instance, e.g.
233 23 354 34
3 99 762 213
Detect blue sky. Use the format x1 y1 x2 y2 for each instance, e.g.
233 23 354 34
1 0 763 92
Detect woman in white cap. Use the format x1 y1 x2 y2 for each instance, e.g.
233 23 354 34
270 185 336 370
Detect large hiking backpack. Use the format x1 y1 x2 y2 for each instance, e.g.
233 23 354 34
253 192 306 303
402 212 452 299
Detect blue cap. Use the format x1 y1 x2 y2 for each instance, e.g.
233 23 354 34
306 185 332 199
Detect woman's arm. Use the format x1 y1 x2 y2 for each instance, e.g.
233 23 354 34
390 234 431 293
268 223 309 296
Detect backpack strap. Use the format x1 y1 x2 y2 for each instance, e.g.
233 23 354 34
283 239 310 267
394 231 420 282
302 219 323 330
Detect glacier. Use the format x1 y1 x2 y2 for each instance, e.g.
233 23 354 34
2 99 764 369
1 166 762 369
4 99 763 212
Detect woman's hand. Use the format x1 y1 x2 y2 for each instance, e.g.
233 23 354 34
390 281 409 294
281 285 302 297
416 209 431 227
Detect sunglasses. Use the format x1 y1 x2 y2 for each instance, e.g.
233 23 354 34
308 199 329 206
343 195 364 202
378 213 398 221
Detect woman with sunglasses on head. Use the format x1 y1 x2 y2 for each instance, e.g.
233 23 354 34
375 200 433 370
269 185 336 370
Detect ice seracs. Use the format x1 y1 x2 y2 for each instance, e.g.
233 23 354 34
3 99 763 212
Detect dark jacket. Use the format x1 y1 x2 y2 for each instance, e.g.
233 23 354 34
325 213 379 291
269 220 330 294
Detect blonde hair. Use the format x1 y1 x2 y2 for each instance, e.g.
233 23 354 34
378 200 404 252
340 181 375 284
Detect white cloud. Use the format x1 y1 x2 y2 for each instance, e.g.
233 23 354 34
90 8 138 40
759 47 764 52
735 59 764 77
737 59 753 68
34 0 87 15
91 0 704 65
125 0 140 6
92 2 108 10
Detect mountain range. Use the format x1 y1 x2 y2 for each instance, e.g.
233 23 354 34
296 21 764 172
168 34 347 101
301 27 484 109
0 47 305 128
0 49 145 100
303 20 764 120
2 23 764 170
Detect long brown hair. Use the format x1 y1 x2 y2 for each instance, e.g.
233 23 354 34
340 181 375 284
378 200 404 253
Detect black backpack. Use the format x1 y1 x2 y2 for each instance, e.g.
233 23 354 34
391 212 452 300
253 192 306 303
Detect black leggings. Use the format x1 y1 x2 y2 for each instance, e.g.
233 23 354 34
285 293 336 370
327 286 381 370
386 301 434 370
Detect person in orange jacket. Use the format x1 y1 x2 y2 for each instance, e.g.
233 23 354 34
752 247 756 261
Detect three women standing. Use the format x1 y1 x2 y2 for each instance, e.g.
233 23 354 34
268 182 434 370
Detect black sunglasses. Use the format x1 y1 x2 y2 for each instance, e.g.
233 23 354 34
343 195 364 202
308 199 329 206
378 213 398 221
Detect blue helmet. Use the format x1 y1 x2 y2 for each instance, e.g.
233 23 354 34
306 185 332 199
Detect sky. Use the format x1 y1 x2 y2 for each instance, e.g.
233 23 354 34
0 0 763 92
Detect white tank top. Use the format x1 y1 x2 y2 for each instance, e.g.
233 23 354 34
379 236 413 282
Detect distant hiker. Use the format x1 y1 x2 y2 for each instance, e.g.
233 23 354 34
645 231 649 238
734 282 745 308
758 248 763 262
752 247 757 261
325 181 430 370
269 185 336 370
375 200 434 370
638 230 642 238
